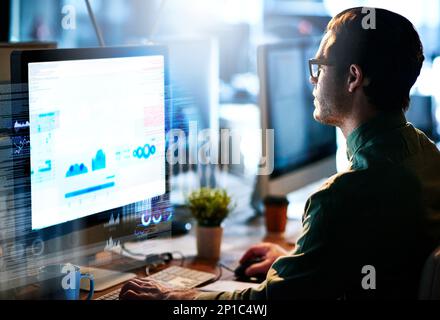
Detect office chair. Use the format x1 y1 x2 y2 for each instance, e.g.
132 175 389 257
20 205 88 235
419 245 440 300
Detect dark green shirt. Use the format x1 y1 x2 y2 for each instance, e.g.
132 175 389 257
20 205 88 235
198 112 440 300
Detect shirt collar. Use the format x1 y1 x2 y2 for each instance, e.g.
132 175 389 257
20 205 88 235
346 111 407 161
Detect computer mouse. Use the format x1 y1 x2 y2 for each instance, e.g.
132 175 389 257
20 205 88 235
234 257 266 282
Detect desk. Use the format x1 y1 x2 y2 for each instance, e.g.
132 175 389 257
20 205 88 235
13 170 319 300
87 215 301 300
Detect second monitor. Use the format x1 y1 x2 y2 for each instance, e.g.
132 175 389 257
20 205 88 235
254 39 337 212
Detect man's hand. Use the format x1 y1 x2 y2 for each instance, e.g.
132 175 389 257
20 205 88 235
119 278 199 300
239 243 288 277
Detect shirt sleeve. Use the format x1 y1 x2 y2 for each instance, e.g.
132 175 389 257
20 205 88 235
196 187 346 300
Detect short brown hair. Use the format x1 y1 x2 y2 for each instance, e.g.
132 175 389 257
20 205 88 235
325 7 424 111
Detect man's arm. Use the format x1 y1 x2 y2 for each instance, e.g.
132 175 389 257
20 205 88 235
196 187 347 300
120 186 347 300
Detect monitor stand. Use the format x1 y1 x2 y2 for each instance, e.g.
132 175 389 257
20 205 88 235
78 251 139 292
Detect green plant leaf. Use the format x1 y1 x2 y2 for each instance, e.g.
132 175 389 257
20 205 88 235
186 187 236 227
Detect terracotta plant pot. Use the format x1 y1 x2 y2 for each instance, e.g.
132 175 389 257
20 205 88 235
196 225 223 260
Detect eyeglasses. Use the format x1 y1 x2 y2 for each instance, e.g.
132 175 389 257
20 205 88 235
309 58 333 81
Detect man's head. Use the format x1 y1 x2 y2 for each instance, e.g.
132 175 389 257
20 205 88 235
310 7 424 128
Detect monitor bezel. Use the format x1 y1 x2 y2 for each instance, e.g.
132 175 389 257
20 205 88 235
10 45 171 243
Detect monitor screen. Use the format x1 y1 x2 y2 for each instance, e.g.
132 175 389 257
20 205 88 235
265 42 337 178
28 55 166 230
406 95 438 142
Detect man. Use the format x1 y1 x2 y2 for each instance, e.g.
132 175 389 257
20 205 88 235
120 7 440 300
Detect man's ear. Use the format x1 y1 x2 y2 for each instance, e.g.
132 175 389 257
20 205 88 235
347 64 364 93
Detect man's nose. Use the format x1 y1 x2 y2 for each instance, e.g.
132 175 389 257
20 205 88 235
309 76 317 86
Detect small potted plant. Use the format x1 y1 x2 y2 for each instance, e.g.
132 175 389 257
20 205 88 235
187 188 234 260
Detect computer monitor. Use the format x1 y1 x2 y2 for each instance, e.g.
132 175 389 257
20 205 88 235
0 42 57 83
254 39 337 208
406 95 439 142
8 46 171 286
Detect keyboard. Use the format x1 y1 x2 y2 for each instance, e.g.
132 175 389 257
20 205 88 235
95 266 216 300
96 288 121 300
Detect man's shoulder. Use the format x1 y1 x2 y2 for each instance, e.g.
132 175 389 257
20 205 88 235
353 124 440 169
306 169 379 213
314 170 367 196
304 170 364 215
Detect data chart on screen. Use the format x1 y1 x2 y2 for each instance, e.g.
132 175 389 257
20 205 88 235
28 55 166 230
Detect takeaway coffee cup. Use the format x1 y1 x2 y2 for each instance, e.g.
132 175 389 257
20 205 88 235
38 263 94 300
264 196 289 234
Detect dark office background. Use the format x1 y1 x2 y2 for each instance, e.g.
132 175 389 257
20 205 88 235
2 0 440 163
5 0 440 81
3 1 329 80
0 1 11 42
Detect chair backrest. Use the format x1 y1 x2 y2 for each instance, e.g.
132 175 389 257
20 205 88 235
419 246 440 300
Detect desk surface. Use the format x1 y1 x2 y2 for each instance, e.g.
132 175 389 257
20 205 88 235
14 170 319 300
88 215 301 300
12 215 302 300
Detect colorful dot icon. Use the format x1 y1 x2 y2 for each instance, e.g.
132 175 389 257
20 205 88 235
133 144 156 159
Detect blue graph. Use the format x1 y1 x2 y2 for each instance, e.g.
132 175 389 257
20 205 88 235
65 182 115 199
38 160 52 173
14 121 30 132
66 163 88 177
92 150 106 171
